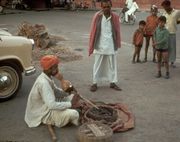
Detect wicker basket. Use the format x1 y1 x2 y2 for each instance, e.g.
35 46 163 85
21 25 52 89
77 122 113 142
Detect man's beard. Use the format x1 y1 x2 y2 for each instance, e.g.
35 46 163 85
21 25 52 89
51 70 58 76
104 10 110 17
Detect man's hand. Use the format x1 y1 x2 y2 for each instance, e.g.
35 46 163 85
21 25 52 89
61 80 72 91
152 42 157 47
55 72 63 81
71 94 81 108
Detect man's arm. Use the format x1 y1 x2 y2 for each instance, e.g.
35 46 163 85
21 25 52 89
132 30 138 45
54 72 73 94
176 10 180 24
41 81 72 110
54 72 67 90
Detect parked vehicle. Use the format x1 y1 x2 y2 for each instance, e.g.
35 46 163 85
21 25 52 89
0 28 36 102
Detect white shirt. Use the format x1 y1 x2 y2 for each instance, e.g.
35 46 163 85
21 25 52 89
126 0 133 9
127 2 139 14
163 9 180 34
25 72 71 127
94 15 115 55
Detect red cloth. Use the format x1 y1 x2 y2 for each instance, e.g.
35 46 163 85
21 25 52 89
133 29 144 46
88 11 121 56
80 102 135 132
40 55 59 70
145 15 159 36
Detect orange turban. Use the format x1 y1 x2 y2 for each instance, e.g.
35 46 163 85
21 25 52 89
40 55 59 70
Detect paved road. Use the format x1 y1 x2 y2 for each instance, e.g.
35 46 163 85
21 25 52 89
0 9 180 142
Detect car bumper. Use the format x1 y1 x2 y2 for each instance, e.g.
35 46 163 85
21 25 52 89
25 66 36 76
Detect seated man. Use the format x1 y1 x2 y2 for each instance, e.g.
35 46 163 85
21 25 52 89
125 0 139 22
25 55 80 128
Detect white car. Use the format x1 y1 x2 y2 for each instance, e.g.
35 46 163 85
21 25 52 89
0 28 36 102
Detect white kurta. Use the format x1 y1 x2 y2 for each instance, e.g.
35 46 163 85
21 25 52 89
125 0 133 9
94 15 115 55
93 15 118 84
163 9 180 34
25 72 79 128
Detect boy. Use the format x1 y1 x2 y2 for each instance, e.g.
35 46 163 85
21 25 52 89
144 5 159 62
132 20 146 63
153 16 170 79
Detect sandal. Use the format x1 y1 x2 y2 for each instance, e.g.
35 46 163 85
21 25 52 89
143 58 147 63
110 83 122 91
90 84 97 92
155 71 161 78
136 60 142 63
152 59 157 63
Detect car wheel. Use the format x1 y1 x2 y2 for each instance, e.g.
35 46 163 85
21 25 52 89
0 63 22 102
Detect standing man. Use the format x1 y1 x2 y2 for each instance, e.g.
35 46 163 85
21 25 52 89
89 0 121 92
161 0 180 68
25 55 80 128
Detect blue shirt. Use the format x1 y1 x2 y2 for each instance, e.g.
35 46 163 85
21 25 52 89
154 26 169 50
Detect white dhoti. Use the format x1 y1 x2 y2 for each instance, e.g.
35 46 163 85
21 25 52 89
42 109 79 127
42 94 79 127
93 54 118 84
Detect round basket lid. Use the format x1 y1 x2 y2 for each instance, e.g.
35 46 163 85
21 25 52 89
77 122 113 142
